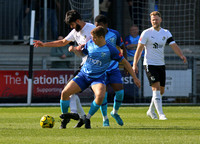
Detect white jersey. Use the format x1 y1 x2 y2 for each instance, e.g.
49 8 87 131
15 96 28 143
139 27 175 65
65 23 96 65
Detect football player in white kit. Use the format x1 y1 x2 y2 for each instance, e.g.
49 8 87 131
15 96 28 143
34 10 96 128
133 11 187 120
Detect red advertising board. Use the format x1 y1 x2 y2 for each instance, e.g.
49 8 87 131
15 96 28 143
0 71 28 98
0 70 74 98
0 70 138 103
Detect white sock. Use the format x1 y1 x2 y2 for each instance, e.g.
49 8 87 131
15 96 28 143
80 115 86 120
86 113 91 119
69 94 77 113
149 97 155 112
153 91 164 116
74 94 85 118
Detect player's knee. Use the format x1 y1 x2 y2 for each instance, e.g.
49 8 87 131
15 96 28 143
102 92 108 104
160 88 165 95
115 90 124 101
111 84 123 91
95 95 105 105
61 89 70 100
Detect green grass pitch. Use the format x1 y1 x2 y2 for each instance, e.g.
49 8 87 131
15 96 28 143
0 106 199 144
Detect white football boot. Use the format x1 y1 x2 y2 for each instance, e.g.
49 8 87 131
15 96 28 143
159 114 167 120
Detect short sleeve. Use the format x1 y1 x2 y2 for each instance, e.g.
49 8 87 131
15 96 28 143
65 29 75 42
108 44 124 62
167 30 176 45
139 30 148 45
110 29 124 47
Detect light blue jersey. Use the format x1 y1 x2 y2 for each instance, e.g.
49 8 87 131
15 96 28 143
105 28 124 71
125 35 140 57
80 39 124 78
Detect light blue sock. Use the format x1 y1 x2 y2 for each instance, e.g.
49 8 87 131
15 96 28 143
60 99 70 113
113 90 124 111
89 100 100 116
100 92 108 117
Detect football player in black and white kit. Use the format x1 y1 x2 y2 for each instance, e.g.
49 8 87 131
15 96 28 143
133 11 187 120
34 10 96 128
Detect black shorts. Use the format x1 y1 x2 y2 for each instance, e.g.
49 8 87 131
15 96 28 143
144 65 166 87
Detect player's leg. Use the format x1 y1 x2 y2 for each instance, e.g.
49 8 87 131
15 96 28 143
144 65 159 119
148 85 165 114
160 86 165 96
73 94 86 128
157 86 166 118
70 94 78 114
68 69 81 115
62 68 86 123
111 84 124 113
60 72 88 129
69 69 88 128
147 85 158 119
109 83 124 126
85 78 106 129
147 85 165 120
100 91 109 126
60 94 80 121
151 82 165 117
60 81 81 113
157 66 167 120
59 80 81 129
147 96 158 119
99 72 109 127
61 94 86 126
109 69 124 126
151 84 167 120
75 95 86 120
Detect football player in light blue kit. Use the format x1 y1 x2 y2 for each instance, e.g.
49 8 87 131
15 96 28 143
63 26 140 128
95 15 127 127
34 10 96 129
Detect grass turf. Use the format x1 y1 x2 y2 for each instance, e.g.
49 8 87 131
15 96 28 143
0 106 199 144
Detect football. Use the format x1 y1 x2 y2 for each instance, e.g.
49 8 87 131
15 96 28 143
40 115 55 128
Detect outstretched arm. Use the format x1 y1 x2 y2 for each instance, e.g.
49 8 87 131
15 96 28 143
132 43 145 73
170 43 187 63
121 58 141 88
33 38 70 48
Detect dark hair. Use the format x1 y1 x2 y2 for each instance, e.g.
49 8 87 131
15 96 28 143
94 14 108 24
91 26 106 38
65 10 82 24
